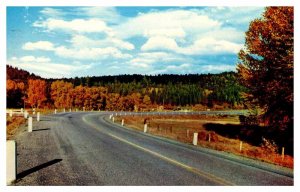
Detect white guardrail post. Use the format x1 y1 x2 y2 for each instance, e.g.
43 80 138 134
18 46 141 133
6 140 16 185
121 119 124 126
24 111 28 119
28 117 33 132
37 112 40 122
144 124 148 133
193 133 198 146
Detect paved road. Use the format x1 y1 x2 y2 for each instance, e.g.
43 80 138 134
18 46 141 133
13 112 293 185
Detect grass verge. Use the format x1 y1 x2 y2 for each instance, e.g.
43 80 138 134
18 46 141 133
113 114 293 169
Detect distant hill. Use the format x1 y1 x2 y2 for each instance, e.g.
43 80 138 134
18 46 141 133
6 65 41 81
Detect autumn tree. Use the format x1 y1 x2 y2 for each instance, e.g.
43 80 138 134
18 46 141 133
27 79 47 108
51 80 74 108
6 80 25 108
237 7 293 147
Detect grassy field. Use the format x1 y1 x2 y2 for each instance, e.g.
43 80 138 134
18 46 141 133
113 114 293 168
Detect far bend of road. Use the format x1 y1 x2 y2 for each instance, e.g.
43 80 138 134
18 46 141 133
13 112 293 185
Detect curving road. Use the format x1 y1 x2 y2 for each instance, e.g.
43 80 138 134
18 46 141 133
13 112 293 185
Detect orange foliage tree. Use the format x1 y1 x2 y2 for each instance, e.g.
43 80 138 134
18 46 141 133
27 79 47 108
51 80 74 109
237 7 293 152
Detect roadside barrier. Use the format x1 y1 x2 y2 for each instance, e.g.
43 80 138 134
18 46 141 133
6 140 16 185
28 117 33 132
37 112 40 122
193 133 198 145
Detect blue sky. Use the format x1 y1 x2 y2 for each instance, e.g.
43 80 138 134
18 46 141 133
7 6 265 78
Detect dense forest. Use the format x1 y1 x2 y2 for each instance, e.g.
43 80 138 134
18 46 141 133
6 65 246 111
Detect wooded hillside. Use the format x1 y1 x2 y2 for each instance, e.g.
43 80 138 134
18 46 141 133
6 65 245 111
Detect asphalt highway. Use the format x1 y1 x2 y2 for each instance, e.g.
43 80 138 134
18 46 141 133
13 112 293 185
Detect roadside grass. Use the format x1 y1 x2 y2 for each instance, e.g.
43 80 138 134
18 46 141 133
6 115 26 140
113 115 293 169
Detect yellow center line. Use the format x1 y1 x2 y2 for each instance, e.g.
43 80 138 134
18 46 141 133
108 133 235 186
83 114 234 185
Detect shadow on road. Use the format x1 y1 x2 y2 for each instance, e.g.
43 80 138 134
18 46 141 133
33 128 51 132
17 159 62 179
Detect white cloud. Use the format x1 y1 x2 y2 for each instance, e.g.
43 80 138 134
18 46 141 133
200 64 236 73
130 63 149 68
22 41 55 51
143 28 186 38
70 35 134 50
141 36 243 55
115 10 220 40
40 8 66 18
151 63 192 74
141 36 179 52
34 18 113 34
20 56 51 63
76 7 122 24
128 52 186 70
8 57 91 78
54 46 132 60
182 37 243 55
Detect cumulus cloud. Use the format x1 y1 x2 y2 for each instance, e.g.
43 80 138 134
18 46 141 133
20 56 51 63
141 36 179 52
8 56 91 78
115 10 220 40
199 64 236 73
11 7 265 77
151 63 193 74
54 46 132 60
70 35 134 50
141 36 243 55
40 8 66 18
22 41 55 51
33 18 113 34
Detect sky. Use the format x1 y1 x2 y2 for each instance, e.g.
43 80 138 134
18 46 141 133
6 6 265 78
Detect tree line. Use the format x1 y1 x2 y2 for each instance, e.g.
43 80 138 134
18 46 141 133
6 65 245 111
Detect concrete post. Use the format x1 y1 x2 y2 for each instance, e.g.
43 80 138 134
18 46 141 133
121 119 124 126
282 147 285 161
69 109 72 112
54 109 57 114
144 124 148 133
63 108 66 113
9 110 13 117
76 109 78 112
109 115 112 119
21 108 23 113
24 111 28 119
6 140 16 185
239 141 243 152
193 133 198 146
37 112 40 122
112 117 115 122
83 107 85 111
28 117 33 132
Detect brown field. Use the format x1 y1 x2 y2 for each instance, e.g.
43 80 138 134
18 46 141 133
114 114 293 169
